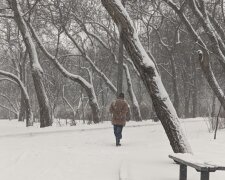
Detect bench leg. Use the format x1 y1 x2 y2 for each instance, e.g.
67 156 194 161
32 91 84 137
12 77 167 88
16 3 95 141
179 164 187 180
200 171 209 180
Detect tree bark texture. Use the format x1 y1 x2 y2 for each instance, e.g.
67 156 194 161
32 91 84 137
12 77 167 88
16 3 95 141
117 33 124 95
101 0 192 153
197 50 225 110
9 0 52 127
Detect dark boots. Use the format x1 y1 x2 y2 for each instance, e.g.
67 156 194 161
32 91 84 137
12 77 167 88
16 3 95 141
114 125 123 146
116 137 121 146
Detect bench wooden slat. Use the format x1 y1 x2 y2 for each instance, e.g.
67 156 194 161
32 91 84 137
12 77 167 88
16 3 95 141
169 153 225 172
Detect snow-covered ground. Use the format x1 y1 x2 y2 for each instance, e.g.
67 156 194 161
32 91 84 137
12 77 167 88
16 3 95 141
0 118 224 180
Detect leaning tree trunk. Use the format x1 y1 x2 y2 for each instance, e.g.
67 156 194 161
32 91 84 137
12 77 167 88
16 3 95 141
9 0 52 127
101 0 192 153
0 70 33 126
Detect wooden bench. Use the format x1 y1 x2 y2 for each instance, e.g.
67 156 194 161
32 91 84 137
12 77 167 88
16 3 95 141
169 153 225 180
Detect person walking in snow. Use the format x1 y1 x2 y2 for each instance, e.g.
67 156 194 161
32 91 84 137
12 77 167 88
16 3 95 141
109 92 129 146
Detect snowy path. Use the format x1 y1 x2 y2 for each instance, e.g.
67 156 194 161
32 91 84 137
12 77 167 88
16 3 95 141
0 122 158 138
0 119 224 180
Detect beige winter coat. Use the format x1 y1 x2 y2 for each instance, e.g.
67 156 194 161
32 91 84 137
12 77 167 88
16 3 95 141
109 98 129 126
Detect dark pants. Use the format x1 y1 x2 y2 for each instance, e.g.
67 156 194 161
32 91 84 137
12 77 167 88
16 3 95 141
113 125 123 145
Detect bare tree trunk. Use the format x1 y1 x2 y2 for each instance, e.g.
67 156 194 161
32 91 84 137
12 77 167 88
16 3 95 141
27 23 100 124
64 29 117 94
117 0 126 96
170 54 180 117
192 60 198 118
81 91 85 124
184 87 191 118
18 93 26 121
0 70 33 126
211 94 216 117
73 18 142 120
101 0 192 153
124 64 142 121
214 104 222 139
165 0 225 117
18 55 27 122
188 0 225 70
117 31 124 95
153 27 180 117
62 86 76 126
197 50 225 108
9 0 52 127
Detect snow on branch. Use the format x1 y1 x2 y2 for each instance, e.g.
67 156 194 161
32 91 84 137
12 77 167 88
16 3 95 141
64 28 117 94
27 22 93 89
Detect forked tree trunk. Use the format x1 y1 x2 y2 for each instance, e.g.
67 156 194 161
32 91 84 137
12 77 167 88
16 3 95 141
101 0 192 153
27 23 100 124
9 0 52 127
